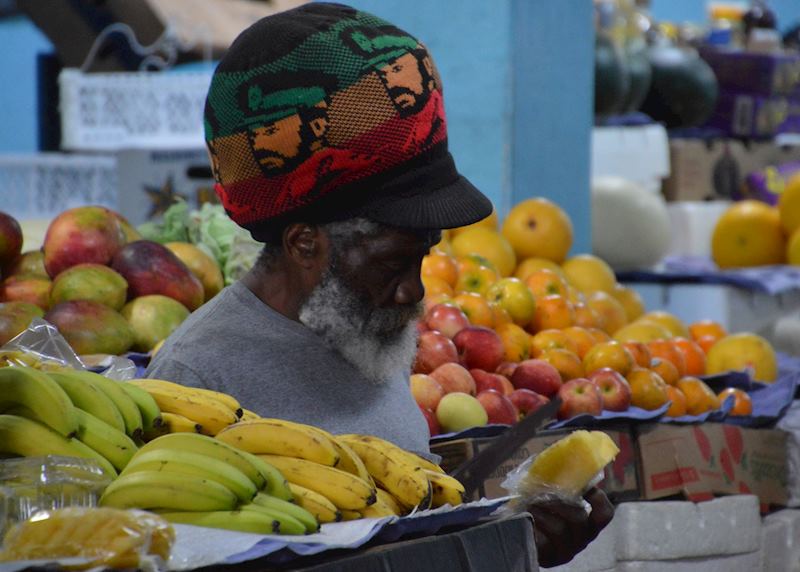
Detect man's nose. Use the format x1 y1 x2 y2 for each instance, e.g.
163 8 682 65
394 274 425 306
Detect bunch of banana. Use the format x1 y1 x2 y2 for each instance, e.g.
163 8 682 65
100 432 318 535
127 379 240 437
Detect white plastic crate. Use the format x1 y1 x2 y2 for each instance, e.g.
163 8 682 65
0 153 118 220
59 68 213 151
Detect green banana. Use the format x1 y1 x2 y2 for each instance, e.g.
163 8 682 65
46 370 126 432
240 451 294 502
74 409 138 472
49 371 142 439
123 448 256 502
241 503 307 535
157 509 279 534
0 367 78 437
100 470 237 511
117 382 163 432
0 414 117 477
251 492 319 533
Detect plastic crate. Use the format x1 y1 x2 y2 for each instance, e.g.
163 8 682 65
59 68 213 151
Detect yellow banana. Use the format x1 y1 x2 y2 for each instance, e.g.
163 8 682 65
332 439 374 484
258 454 376 511
127 381 236 435
123 448 257 503
158 509 278 534
161 412 202 433
424 469 465 507
288 483 341 524
129 378 242 418
339 510 362 521
241 503 307 535
216 419 340 466
74 409 138 472
337 435 432 510
376 489 406 516
47 370 125 432
0 367 78 437
361 494 400 518
117 382 163 432
100 470 237 511
342 433 444 473
240 408 261 421
251 493 319 533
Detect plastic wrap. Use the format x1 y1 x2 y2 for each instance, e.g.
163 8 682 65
0 507 174 570
498 455 597 514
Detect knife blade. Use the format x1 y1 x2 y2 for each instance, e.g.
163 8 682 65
450 397 560 498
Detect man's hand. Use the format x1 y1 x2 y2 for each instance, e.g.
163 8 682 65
527 487 614 568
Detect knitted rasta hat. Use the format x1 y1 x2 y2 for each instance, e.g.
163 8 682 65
204 2 492 242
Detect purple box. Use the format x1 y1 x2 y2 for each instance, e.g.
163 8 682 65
700 47 800 97
704 90 800 138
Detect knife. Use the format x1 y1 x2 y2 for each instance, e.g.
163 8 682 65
450 397 560 498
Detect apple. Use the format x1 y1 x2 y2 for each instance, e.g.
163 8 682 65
495 361 519 379
477 389 519 425
588 368 632 412
430 362 476 395
497 375 515 396
557 378 603 420
510 359 562 397
436 392 488 432
419 406 441 437
453 326 505 372
413 330 459 374
470 368 508 394
424 303 470 339
415 320 430 335
410 373 446 410
509 389 550 419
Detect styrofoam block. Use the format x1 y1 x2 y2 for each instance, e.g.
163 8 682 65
616 550 762 572
615 496 761 561
546 517 616 572
761 517 791 572
777 402 800 508
763 510 800 572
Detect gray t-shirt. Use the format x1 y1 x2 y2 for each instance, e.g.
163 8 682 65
146 282 433 459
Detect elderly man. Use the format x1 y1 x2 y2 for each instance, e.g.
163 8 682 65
148 3 612 566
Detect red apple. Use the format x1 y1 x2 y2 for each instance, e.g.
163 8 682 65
430 362 476 395
416 320 430 335
495 361 519 379
588 368 632 412
511 359 562 397
413 330 458 374
419 406 441 437
498 375 515 396
477 389 519 425
509 389 550 420
470 368 508 395
557 378 603 420
410 373 446 410
424 303 470 339
453 326 505 372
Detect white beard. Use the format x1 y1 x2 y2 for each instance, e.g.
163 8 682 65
298 271 421 384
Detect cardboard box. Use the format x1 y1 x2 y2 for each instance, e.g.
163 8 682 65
635 423 788 508
700 47 800 97
662 138 800 202
430 427 639 503
704 91 800 139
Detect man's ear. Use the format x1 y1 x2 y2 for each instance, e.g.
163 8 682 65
283 223 327 269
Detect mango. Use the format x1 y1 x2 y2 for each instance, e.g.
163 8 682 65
0 275 52 310
0 301 44 345
50 264 128 310
5 250 47 279
113 212 142 243
111 241 204 311
44 300 134 356
121 295 189 352
0 212 23 268
165 242 224 301
43 206 126 278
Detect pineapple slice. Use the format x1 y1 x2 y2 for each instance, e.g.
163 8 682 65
528 430 620 496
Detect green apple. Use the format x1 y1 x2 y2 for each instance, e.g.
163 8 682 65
435 392 488 433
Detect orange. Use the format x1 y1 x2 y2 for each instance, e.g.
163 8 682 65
561 254 617 294
695 335 720 354
588 327 611 344
489 302 513 327
422 275 453 298
501 198 573 263
778 172 800 235
452 227 517 277
788 228 800 265
565 285 586 305
586 291 628 335
672 337 707 376
583 341 635 376
711 200 786 268
453 292 493 328
486 277 536 326
649 357 679 387
514 257 566 282
705 332 778 382
562 326 597 359
495 322 532 363
611 284 646 322
613 320 672 343
622 341 652 368
524 269 569 299
688 320 727 343
647 339 687 377
528 295 573 332
424 293 453 312
664 386 688 417
639 311 689 338
677 376 720 415
530 329 578 357
539 348 585 382
572 302 600 329
450 209 499 237
457 253 497 274
421 252 458 287
626 367 669 410
454 262 498 296
717 387 753 416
